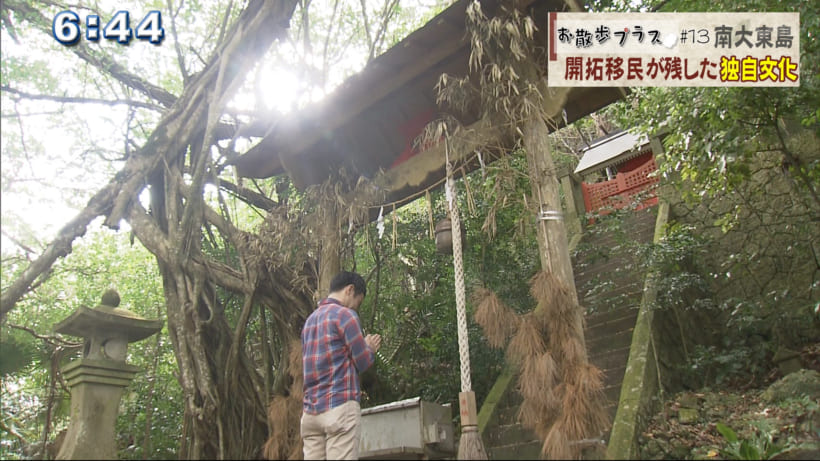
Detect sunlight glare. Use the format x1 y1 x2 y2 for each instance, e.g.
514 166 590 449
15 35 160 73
258 64 303 114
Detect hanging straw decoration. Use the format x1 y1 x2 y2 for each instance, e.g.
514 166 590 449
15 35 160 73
445 138 488 460
392 203 397 250
461 166 477 216
426 189 435 239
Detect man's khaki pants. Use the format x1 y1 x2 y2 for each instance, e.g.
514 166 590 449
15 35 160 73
301 400 361 460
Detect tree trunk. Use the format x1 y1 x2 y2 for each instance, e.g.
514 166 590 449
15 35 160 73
1 2 319 458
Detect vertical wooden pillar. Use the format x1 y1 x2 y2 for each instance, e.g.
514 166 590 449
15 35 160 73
523 115 587 350
523 117 578 301
560 173 583 238
317 201 341 299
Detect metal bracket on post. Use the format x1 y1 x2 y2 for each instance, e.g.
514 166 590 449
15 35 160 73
538 209 564 221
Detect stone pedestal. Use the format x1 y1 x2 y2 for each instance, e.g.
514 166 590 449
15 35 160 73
58 359 140 459
53 289 162 460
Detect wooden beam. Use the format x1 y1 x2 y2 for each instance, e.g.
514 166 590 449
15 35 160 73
374 116 507 203
370 84 595 209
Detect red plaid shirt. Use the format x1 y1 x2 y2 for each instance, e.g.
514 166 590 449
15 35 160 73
302 298 375 415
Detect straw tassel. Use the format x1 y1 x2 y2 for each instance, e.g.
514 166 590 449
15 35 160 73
426 189 435 239
392 203 397 250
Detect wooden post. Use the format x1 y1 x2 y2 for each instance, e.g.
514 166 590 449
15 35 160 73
317 201 341 299
522 115 587 351
560 174 583 238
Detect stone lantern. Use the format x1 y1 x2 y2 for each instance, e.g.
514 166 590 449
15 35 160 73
53 289 163 460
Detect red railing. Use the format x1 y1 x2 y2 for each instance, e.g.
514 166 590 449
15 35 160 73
581 156 660 216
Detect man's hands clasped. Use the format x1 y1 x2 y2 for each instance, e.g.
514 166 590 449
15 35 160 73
365 334 382 353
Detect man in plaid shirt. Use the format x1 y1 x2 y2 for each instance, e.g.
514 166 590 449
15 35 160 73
301 271 382 460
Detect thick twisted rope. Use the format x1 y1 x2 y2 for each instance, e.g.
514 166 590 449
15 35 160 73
445 142 472 393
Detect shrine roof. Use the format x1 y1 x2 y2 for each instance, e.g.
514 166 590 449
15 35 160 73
231 0 626 205
574 130 651 176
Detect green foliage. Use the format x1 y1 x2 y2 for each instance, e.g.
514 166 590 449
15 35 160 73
1 229 180 460
0 330 42 377
688 343 767 388
612 0 820 218
353 151 539 413
0 56 59 93
639 223 714 312
590 0 820 392
716 421 787 460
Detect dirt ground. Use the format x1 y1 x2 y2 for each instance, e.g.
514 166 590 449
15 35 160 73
637 344 820 460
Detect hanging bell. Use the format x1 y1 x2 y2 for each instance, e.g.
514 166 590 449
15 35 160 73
435 218 466 254
435 218 452 254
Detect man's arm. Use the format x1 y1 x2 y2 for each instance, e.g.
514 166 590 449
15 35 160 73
339 310 377 372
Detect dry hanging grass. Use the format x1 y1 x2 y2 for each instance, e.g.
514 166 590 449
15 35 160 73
472 286 519 348
263 339 304 460
287 438 304 460
560 391 589 444
538 300 582 339
575 363 606 401
557 336 588 374
288 338 304 391
564 391 609 445
531 381 568 437
517 395 549 429
518 352 556 402
557 390 608 459
471 267 608 459
506 312 545 364
541 425 573 460
529 270 575 319
544 312 576 348
263 395 302 460
573 364 610 436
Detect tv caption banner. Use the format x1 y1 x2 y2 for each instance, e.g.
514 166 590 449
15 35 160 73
547 12 799 87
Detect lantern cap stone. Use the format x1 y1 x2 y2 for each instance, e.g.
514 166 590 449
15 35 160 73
54 290 163 343
100 288 120 307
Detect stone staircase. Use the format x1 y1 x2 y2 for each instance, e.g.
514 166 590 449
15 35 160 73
484 387 542 459
480 206 658 459
576 206 658 422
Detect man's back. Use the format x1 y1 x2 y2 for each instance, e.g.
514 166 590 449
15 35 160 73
302 299 374 415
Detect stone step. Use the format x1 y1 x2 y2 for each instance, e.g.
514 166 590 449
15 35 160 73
480 207 659 459
601 384 621 406
589 346 631 373
484 422 539 446
585 305 639 326
581 288 641 313
600 365 628 390
572 250 616 269
582 284 643 306
586 327 635 357
579 233 648 252
584 308 638 338
604 402 619 421
496 404 521 426
576 271 641 292
489 440 542 460
575 259 640 285
578 265 643 284
577 268 643 291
